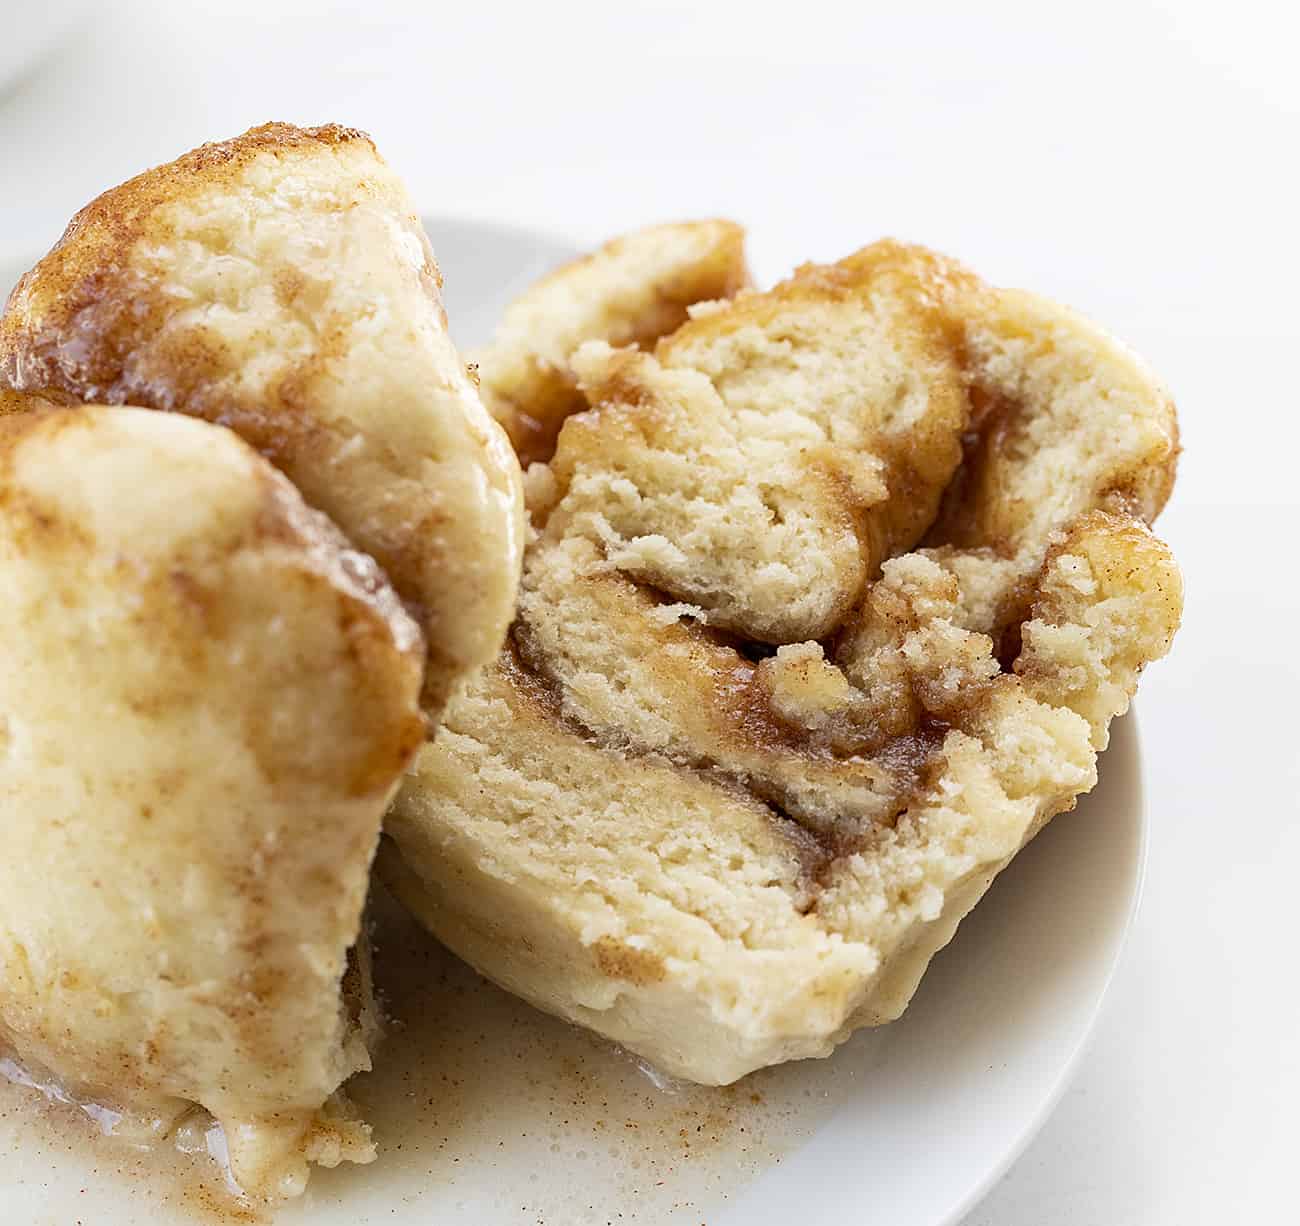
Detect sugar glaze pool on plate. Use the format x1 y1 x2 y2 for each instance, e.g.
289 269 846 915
0 226 1147 1226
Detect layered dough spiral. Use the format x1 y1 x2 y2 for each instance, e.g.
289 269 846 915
472 219 750 465
383 233 1182 1083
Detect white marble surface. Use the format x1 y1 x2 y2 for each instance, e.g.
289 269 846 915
2 2 1297 1221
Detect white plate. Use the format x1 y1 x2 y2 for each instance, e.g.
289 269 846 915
0 224 1147 1226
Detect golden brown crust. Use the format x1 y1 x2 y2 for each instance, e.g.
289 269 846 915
0 124 373 399
0 122 525 719
661 239 976 345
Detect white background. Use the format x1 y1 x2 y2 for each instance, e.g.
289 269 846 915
2 1 1297 1221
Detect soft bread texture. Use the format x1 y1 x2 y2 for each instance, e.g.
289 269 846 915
384 237 1182 1084
471 219 751 465
0 122 524 714
0 404 424 1199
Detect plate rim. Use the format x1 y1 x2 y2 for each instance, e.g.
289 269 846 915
939 711 1149 1225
